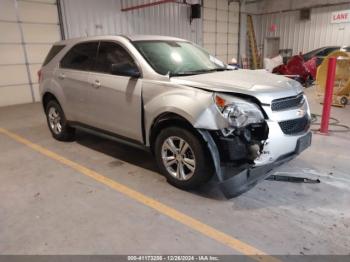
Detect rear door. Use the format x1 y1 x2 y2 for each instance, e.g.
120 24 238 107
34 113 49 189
57 42 98 123
86 41 143 142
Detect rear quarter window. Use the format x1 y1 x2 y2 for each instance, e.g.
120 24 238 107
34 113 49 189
43 45 65 66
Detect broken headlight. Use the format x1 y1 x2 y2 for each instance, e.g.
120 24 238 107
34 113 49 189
214 93 264 128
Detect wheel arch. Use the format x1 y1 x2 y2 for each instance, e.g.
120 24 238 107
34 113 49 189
42 92 60 111
149 112 202 154
149 112 219 187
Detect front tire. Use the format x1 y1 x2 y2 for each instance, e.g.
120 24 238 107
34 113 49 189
155 127 214 190
45 100 75 141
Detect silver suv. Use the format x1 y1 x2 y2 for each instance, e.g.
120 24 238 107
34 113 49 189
39 35 312 198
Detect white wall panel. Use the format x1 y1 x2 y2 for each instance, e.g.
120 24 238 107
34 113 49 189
216 33 227 44
60 0 202 44
203 32 216 44
217 0 228 10
26 44 52 63
217 21 228 33
203 0 215 8
29 0 57 3
32 83 40 102
18 1 58 23
216 44 227 55
229 13 239 24
0 65 28 85
217 55 227 62
203 7 216 20
0 22 21 42
202 0 239 63
228 44 236 54
0 0 60 107
205 43 216 54
0 0 17 21
0 44 25 64
228 34 237 44
203 20 215 32
217 9 228 22
22 24 60 43
0 85 33 107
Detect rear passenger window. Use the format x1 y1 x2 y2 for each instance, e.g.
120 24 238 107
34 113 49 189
43 45 65 66
94 42 137 74
60 42 98 71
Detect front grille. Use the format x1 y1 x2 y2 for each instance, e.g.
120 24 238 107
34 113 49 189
279 115 310 135
271 94 304 111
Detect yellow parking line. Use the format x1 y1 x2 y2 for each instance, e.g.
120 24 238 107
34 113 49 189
0 127 280 262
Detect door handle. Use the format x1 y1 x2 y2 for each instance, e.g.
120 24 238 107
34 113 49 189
92 80 101 89
58 73 65 80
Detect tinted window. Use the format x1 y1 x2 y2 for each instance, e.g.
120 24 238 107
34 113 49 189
302 48 324 61
322 47 340 56
60 42 98 71
43 45 65 66
94 42 137 74
303 47 340 61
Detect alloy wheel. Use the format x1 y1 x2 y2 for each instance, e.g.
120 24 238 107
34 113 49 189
161 136 196 181
48 107 62 135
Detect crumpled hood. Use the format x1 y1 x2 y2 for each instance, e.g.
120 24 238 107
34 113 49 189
170 69 304 104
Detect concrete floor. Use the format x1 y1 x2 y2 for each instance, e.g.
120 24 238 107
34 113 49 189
0 87 349 255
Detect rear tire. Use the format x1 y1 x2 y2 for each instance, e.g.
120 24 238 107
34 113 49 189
340 96 348 106
45 100 75 141
155 127 214 190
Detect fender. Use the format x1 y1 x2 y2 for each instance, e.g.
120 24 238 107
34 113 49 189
41 78 73 120
143 82 229 146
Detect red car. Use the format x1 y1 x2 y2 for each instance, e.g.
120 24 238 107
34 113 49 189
273 46 341 87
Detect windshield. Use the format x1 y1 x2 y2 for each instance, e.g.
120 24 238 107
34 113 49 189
133 40 227 76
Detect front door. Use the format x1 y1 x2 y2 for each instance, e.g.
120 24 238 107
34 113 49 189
86 41 143 142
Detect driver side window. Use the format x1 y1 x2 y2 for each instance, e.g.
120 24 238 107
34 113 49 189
94 42 138 75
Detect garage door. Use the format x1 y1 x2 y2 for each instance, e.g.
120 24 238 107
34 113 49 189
0 0 61 107
202 0 239 63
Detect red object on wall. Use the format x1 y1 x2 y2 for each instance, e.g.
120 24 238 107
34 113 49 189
320 57 337 134
268 24 277 32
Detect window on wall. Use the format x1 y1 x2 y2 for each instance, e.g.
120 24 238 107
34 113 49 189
94 42 137 74
60 42 98 71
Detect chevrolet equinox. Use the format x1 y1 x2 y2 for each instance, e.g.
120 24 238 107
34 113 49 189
39 35 312 198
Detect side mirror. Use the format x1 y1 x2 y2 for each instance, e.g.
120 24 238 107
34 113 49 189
110 63 140 78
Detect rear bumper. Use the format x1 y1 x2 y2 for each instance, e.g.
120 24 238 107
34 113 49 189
219 131 312 198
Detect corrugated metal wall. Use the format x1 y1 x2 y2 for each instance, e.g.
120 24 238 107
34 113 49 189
60 0 202 44
255 2 350 56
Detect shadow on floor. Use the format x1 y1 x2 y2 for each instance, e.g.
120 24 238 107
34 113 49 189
75 130 158 172
74 130 226 200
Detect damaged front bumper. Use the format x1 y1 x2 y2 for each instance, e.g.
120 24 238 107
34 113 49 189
199 129 312 199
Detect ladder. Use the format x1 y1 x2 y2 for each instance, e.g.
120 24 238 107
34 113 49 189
247 14 260 69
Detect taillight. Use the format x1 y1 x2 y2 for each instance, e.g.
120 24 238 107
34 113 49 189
37 69 42 83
